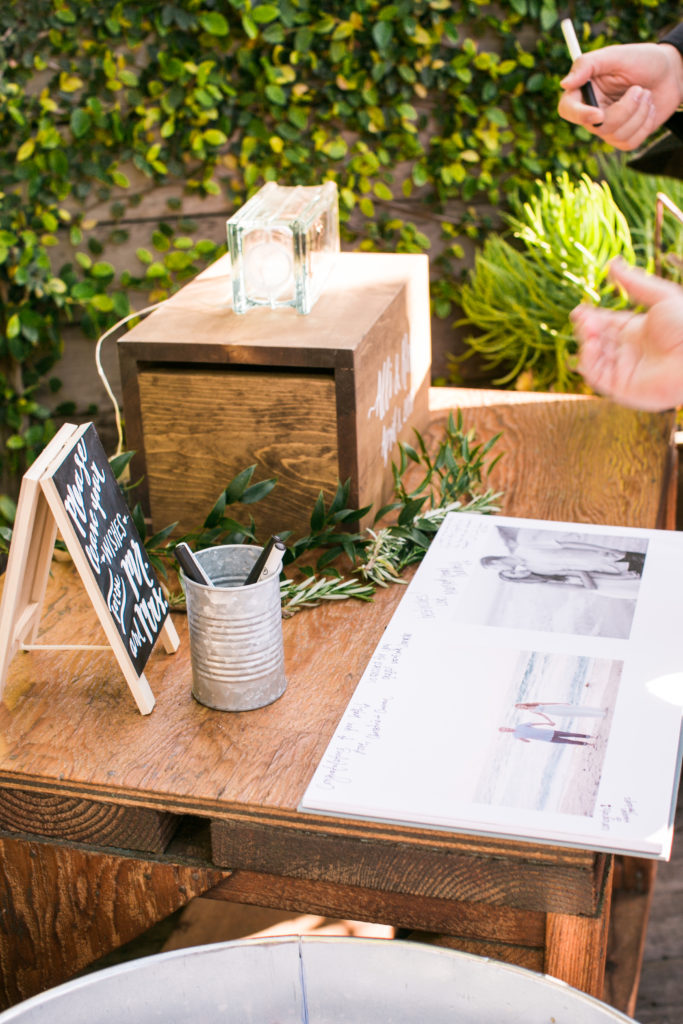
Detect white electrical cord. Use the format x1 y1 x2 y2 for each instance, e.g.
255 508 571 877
94 302 164 457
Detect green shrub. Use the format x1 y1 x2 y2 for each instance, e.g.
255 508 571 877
0 0 679 497
454 173 635 392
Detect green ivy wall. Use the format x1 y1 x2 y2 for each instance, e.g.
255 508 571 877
0 0 679 497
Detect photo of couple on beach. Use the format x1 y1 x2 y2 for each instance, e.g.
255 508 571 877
468 524 649 640
475 649 621 817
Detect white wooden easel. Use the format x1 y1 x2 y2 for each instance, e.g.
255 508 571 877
0 423 179 715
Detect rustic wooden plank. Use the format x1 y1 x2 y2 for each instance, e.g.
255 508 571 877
205 869 546 945
0 835 229 1009
545 856 613 999
0 786 178 853
429 388 675 528
209 817 605 916
138 367 339 538
604 889 655 1016
402 933 545 973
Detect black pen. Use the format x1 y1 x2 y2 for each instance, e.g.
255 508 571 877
244 535 285 586
561 18 601 113
175 542 214 587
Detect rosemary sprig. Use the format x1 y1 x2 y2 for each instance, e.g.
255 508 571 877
280 569 376 617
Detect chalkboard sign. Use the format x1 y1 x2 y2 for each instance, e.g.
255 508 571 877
50 424 168 675
0 422 178 715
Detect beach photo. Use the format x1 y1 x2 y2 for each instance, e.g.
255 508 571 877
474 649 623 817
464 523 648 639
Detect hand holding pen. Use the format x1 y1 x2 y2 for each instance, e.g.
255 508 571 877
560 19 601 114
558 27 683 151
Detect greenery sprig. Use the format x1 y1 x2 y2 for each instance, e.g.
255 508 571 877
128 409 502 615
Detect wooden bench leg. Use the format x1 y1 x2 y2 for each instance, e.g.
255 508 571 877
545 883 612 998
0 835 227 1009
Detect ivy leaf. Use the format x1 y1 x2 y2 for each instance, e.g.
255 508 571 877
203 128 228 146
251 5 279 24
372 22 393 50
70 109 91 138
265 83 287 105
198 12 229 35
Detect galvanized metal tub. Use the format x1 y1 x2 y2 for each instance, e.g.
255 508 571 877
0 936 640 1023
182 544 286 711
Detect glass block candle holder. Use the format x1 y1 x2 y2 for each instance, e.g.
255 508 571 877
226 181 339 315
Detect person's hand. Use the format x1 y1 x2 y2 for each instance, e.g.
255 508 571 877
558 42 683 150
571 258 683 411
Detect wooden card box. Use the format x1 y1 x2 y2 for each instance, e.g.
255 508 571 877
118 252 432 539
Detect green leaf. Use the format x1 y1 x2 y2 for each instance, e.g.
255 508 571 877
242 14 258 39
6 314 20 340
16 139 35 162
91 261 115 278
310 492 326 532
109 450 135 479
146 521 179 547
132 502 147 540
241 478 278 504
223 465 256 504
70 109 91 138
203 128 228 146
203 491 226 529
265 83 287 105
372 22 393 50
198 12 229 35
251 4 279 24
0 495 17 524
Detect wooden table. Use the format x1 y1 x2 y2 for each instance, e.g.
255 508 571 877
0 388 676 1013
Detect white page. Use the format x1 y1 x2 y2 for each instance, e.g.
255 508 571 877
300 512 683 859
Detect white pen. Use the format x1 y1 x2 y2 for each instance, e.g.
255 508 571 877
561 18 601 112
244 535 285 586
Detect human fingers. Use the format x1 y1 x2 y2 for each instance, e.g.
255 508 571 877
557 86 604 128
596 86 658 150
571 305 633 390
560 44 663 94
607 257 681 306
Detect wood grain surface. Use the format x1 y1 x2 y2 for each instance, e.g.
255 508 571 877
0 786 177 852
138 367 339 537
0 835 228 1005
431 388 674 528
0 386 675 1007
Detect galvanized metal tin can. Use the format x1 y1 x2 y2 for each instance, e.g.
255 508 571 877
182 545 286 711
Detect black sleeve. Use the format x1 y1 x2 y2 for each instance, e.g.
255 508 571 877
661 23 683 56
661 24 683 140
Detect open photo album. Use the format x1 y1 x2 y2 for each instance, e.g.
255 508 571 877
299 512 683 859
